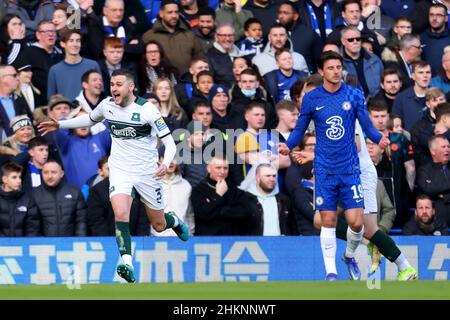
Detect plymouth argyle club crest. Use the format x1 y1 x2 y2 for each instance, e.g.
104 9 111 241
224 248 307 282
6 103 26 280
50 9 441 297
131 113 141 122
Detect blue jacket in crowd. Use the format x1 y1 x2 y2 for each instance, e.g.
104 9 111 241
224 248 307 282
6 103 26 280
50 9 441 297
392 87 428 131
53 128 111 188
343 49 384 98
420 28 450 76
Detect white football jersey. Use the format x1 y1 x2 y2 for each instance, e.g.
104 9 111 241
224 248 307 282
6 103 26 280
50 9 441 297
89 96 171 175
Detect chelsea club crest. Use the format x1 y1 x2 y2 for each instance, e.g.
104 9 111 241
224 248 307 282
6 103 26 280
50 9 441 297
342 101 351 111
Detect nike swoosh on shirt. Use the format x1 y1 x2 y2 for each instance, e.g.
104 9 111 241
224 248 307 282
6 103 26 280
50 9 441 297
277 83 285 87
316 106 326 110
356 199 363 203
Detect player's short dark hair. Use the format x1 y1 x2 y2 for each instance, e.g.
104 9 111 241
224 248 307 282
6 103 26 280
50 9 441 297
244 17 262 31
198 6 216 19
111 68 135 82
278 1 299 14
245 101 266 113
318 51 343 70
98 156 109 169
28 136 49 150
416 194 434 208
81 69 101 84
193 101 211 113
412 60 431 73
435 103 450 122
1 162 22 178
368 99 389 113
340 0 362 12
381 68 402 83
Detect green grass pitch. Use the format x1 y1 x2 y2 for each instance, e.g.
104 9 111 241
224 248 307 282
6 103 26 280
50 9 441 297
1 281 449 300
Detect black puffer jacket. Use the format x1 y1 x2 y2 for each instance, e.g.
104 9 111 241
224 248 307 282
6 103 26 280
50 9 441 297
0 189 40 237
191 177 259 235
33 182 87 236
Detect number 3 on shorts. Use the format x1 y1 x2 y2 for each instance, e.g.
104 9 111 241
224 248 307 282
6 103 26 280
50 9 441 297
351 184 363 199
155 188 162 204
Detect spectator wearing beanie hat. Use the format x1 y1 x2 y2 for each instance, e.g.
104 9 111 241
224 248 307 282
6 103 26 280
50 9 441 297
3 115 34 155
209 84 234 132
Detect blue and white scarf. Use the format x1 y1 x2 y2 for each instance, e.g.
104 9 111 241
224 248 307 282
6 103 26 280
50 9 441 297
306 1 333 37
103 16 126 44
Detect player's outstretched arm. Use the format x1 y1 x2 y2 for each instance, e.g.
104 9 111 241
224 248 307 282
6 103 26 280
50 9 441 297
38 114 97 135
38 117 60 135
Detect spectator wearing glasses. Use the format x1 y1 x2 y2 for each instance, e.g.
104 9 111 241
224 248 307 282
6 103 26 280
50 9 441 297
385 16 412 52
0 65 32 142
20 20 62 102
138 40 179 94
341 26 384 97
326 0 383 56
420 3 450 76
207 24 242 88
382 33 423 90
216 0 253 40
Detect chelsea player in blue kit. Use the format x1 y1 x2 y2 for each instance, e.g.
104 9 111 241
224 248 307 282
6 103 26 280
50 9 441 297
279 52 390 280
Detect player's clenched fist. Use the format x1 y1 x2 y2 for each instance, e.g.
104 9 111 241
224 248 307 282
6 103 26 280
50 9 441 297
378 135 390 149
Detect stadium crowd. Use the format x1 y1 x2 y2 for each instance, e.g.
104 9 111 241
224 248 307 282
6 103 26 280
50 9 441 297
0 0 449 237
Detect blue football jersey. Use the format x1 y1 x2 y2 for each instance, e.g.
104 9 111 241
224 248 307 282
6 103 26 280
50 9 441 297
286 83 382 175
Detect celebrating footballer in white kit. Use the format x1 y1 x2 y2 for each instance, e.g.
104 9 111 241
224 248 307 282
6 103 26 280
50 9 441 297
38 69 189 284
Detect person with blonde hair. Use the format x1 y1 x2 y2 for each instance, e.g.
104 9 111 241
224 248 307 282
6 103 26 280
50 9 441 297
3 115 34 155
152 77 188 132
